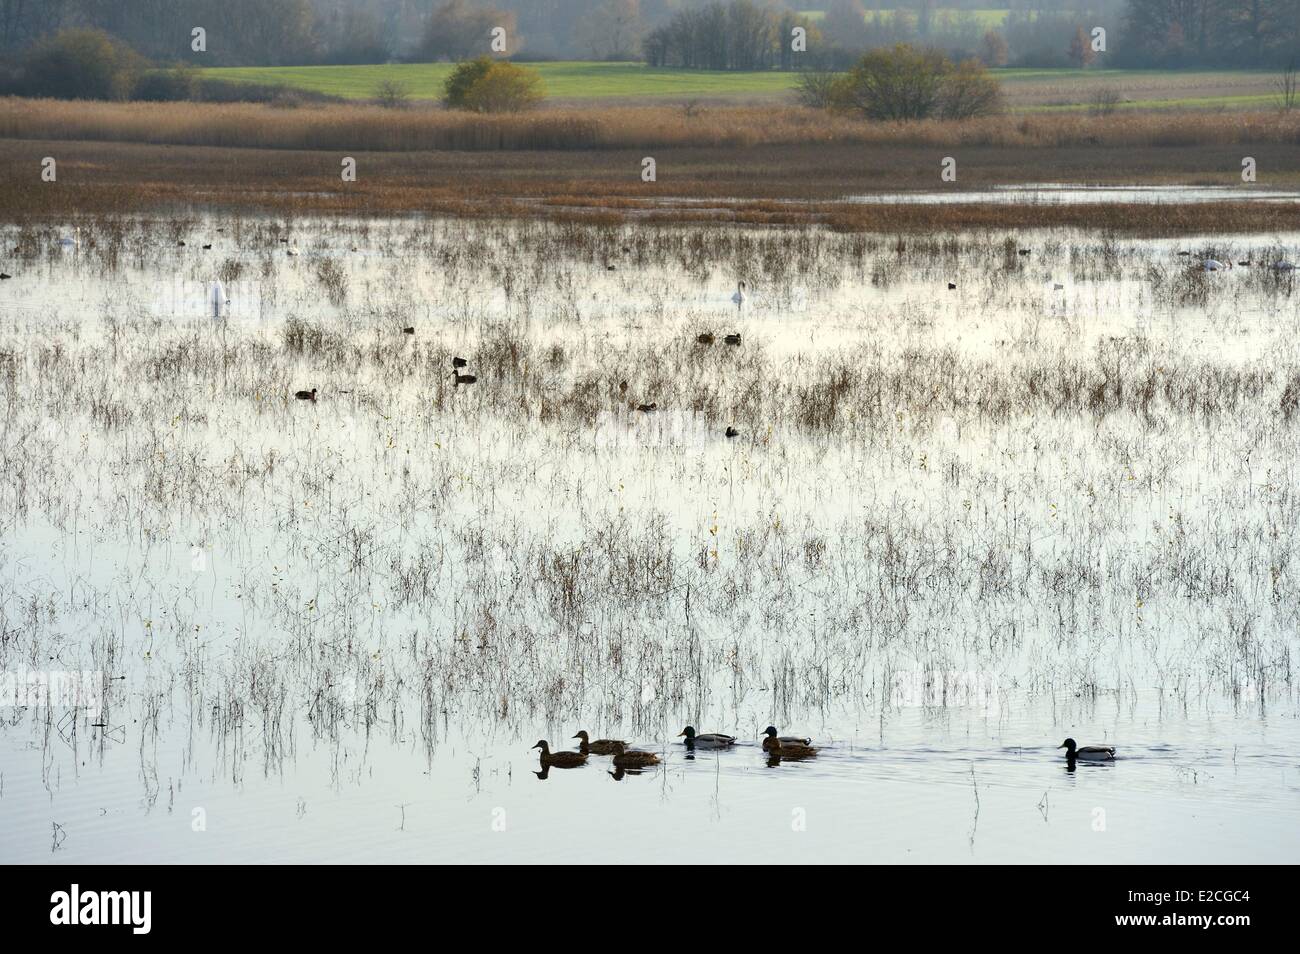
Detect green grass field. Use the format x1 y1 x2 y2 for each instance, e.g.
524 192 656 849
198 61 801 101
196 62 1285 112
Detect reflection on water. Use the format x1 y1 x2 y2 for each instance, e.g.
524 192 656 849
843 184 1300 205
1 215 1298 863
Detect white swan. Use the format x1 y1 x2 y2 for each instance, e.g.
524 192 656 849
1202 259 1230 271
731 281 746 307
58 227 81 250
287 246 299 257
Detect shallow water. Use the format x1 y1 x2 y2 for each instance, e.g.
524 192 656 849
1 216 1298 863
843 184 1300 205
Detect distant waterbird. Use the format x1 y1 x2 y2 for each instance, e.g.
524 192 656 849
765 739 818 759
696 332 715 345
731 281 747 307
454 371 477 387
572 731 625 756
1202 259 1230 271
723 333 742 346
1058 738 1114 761
725 426 739 438
294 388 317 402
452 356 468 368
610 742 660 768
947 282 957 290
402 326 415 335
533 740 587 768
762 726 811 751
678 726 736 748
0 272 11 280
635 402 657 413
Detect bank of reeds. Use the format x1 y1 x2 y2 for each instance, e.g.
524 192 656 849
4 96 1300 152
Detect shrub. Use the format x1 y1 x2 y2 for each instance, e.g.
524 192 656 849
939 58 1004 119
794 69 845 109
21 28 144 101
839 44 1002 121
134 67 199 103
375 79 412 110
443 57 544 113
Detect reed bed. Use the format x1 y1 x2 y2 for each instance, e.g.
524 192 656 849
5 97 1300 153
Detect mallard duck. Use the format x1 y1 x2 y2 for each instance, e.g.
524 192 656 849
1058 738 1115 761
610 742 660 768
533 740 587 768
761 726 811 751
766 739 817 759
697 332 715 345
294 388 317 401
678 726 736 748
572 730 625 755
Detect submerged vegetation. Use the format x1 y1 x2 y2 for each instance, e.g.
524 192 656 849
2 217 1296 757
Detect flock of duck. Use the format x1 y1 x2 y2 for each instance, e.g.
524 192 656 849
531 727 1114 777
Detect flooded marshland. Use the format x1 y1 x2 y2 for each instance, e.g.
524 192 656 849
1 215 1299 863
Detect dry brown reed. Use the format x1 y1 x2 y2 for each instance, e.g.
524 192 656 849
4 96 1300 152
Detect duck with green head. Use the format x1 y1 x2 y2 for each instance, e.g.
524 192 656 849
678 726 736 749
1058 738 1115 761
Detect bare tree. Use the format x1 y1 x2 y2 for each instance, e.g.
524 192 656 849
1277 57 1298 111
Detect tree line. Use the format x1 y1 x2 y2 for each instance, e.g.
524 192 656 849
0 1 1296 71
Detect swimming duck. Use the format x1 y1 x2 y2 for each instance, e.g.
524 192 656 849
723 333 742 346
454 371 477 386
294 388 317 401
533 740 588 768
635 402 657 413
610 742 660 768
766 739 818 759
678 726 736 748
725 426 739 438
761 726 811 751
402 326 415 335
452 356 468 368
697 332 715 345
1058 738 1114 761
947 282 956 290
572 730 625 755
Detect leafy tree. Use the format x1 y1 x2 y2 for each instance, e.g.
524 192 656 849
980 30 1008 67
1068 26 1096 69
21 27 143 100
423 0 515 62
837 44 1001 121
443 56 543 112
